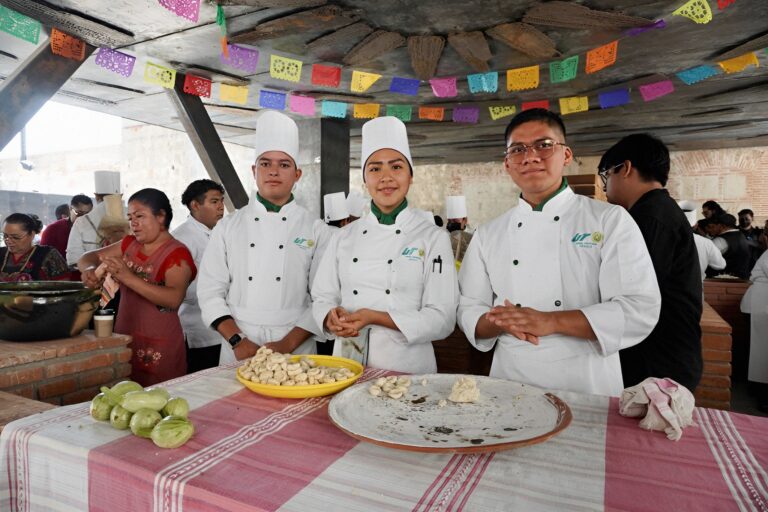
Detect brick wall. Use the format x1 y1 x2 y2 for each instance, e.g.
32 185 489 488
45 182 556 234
703 279 750 381
0 332 132 406
697 302 733 409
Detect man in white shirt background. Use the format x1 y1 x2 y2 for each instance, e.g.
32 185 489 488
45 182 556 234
679 201 726 281
66 170 122 266
172 179 225 372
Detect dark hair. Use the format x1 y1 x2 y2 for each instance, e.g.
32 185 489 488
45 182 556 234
598 133 671 186
181 179 225 210
504 108 566 146
433 215 444 227
738 208 754 217
54 204 70 219
702 200 724 215
70 194 93 207
697 218 710 229
4 213 43 234
128 188 173 228
712 213 737 228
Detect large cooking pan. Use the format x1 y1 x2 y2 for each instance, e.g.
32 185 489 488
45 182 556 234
0 281 101 341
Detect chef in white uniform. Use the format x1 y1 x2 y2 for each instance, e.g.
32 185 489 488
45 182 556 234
741 250 768 410
172 179 226 372
458 109 660 396
679 200 725 280
323 192 350 228
198 111 331 363
66 171 121 265
311 116 458 374
346 191 367 222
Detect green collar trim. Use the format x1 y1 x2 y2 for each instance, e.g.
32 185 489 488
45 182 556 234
256 192 294 213
521 177 569 211
371 198 408 225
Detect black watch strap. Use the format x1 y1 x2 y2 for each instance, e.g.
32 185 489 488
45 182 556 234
227 333 244 348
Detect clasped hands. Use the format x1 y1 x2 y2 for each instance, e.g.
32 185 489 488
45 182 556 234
485 299 558 345
324 307 373 338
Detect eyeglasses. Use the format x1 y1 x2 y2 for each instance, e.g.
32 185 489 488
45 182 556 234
71 207 90 217
597 162 625 186
505 139 566 163
2 233 29 241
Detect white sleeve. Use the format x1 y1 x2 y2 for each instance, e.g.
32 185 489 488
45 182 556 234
580 207 661 357
706 239 727 270
310 228 343 337
713 237 728 254
66 218 87 266
388 230 458 345
197 220 234 327
457 229 497 351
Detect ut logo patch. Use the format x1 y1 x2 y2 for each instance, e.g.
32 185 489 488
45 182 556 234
401 247 425 261
571 231 603 248
293 237 315 250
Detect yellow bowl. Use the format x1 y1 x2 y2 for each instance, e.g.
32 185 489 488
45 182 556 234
236 355 364 399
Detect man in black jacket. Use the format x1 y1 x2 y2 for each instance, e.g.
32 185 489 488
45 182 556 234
710 213 751 279
599 133 703 391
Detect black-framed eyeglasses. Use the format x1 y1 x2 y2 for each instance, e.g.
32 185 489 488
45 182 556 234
597 162 625 186
504 139 566 163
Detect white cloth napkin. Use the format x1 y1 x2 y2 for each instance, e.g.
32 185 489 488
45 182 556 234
619 377 695 441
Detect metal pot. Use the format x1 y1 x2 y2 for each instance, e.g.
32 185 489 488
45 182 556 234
0 281 101 341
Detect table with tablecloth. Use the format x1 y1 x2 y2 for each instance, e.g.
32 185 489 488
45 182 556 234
1 364 766 511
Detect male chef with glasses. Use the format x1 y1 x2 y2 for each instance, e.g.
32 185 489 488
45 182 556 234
457 109 661 396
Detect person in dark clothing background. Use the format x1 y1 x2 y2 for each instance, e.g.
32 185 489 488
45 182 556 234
710 213 751 279
738 208 763 271
599 133 703 391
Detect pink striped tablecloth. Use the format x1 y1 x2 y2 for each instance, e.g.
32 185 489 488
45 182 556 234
1 365 766 511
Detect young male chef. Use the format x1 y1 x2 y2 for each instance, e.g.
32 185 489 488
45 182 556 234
457 109 661 396
197 111 331 362
173 179 226 372
311 116 458 373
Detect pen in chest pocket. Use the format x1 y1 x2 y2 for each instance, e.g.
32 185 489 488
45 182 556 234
432 255 443 273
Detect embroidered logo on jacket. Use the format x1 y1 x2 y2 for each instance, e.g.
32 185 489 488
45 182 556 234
401 247 426 261
571 231 603 248
293 237 315 250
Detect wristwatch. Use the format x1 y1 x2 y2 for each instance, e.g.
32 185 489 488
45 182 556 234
228 332 246 348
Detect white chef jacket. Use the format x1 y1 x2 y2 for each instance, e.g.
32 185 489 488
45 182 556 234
66 201 106 265
172 216 221 349
458 187 661 396
694 233 726 279
740 251 768 383
311 207 458 374
197 199 331 362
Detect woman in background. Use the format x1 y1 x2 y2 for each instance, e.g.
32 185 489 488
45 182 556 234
1 213 68 282
79 189 195 385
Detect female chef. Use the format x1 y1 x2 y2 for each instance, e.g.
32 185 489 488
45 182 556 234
311 116 458 373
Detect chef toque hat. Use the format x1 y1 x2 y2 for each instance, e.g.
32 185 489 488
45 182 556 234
253 110 299 166
346 191 367 217
360 116 413 179
678 200 698 227
323 192 349 222
446 195 467 219
94 171 121 194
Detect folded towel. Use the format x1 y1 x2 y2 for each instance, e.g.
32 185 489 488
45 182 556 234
619 377 695 441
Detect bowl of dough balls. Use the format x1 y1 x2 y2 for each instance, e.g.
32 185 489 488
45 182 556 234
236 347 364 398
